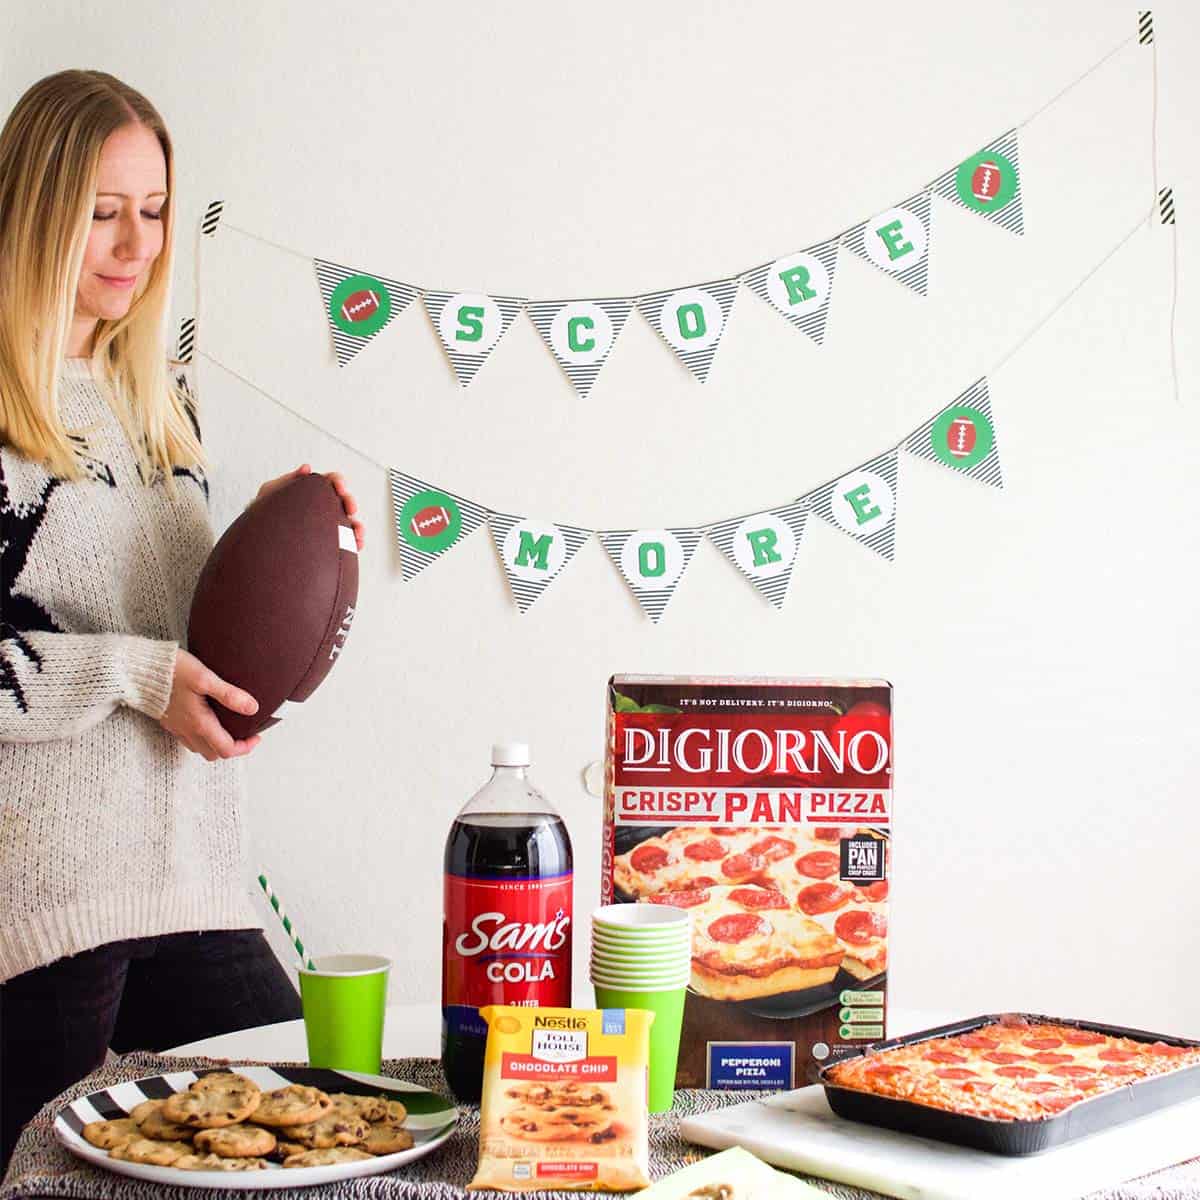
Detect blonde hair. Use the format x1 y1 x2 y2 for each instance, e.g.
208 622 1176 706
0 69 204 485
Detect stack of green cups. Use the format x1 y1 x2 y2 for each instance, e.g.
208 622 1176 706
590 904 690 1114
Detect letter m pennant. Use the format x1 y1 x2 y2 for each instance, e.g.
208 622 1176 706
487 512 591 612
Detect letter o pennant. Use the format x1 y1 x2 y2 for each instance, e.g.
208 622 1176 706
600 526 705 622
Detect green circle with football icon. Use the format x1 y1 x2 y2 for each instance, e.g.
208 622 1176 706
330 274 393 337
931 405 994 469
954 150 1018 214
399 489 462 552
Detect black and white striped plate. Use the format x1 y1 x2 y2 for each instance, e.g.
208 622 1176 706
54 1066 458 1190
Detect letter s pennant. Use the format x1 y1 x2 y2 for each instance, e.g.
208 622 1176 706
707 501 810 609
804 449 900 562
487 512 592 612
599 527 705 623
422 290 524 387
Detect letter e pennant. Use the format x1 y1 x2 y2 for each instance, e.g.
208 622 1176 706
842 192 932 296
805 449 900 562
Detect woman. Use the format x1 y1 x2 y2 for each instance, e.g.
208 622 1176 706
0 70 364 1172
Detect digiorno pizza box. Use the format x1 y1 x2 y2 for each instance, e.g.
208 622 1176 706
602 674 892 1091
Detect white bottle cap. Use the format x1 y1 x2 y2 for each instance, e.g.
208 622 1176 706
491 741 531 767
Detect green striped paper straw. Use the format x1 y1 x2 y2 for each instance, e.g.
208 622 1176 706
257 872 315 970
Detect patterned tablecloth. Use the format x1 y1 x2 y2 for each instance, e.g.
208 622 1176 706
2 1055 1198 1200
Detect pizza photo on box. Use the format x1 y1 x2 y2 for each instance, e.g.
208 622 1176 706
612 823 888 1012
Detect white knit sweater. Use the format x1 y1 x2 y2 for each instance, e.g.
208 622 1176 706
0 357 257 983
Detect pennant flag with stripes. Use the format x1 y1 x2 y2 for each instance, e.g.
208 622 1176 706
1139 10 1154 43
932 129 1024 236
200 200 224 237
388 470 488 581
487 513 591 612
741 238 840 346
842 192 932 296
525 298 633 398
707 502 809 610
175 317 195 364
903 378 1003 488
635 278 739 383
599 527 705 623
805 449 900 562
314 260 420 368
422 291 524 387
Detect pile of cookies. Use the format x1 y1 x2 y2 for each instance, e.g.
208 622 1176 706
80 1071 413 1171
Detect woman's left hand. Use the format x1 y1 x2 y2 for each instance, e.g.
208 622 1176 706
255 464 365 550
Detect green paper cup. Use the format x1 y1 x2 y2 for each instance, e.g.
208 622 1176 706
591 954 691 975
297 953 390 1073
594 983 686 1113
593 904 690 935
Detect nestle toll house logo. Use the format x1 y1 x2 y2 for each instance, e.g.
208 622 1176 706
931 405 993 470
399 489 463 552
954 150 1018 215
330 273 393 337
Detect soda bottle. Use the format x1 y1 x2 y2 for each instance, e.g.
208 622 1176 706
441 742 573 1102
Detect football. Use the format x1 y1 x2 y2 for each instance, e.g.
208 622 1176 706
971 160 1001 204
341 289 380 323
410 505 450 539
187 473 359 740
947 417 977 458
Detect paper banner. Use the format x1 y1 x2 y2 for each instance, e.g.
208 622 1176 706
842 192 932 296
599 527 705 622
635 278 739 383
904 377 1003 488
707 502 810 609
805 449 900 562
388 470 488 580
487 513 591 612
932 130 1024 237
422 291 524 387
524 298 633 398
314 261 420 368
741 239 840 346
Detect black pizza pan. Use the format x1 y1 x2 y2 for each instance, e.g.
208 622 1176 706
815 1012 1200 1155
736 968 886 1020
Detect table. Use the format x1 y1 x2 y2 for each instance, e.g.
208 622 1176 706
163 1001 945 1058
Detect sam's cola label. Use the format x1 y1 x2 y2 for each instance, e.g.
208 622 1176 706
442 874 573 1021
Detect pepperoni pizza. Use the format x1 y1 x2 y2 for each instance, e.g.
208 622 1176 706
613 824 888 999
825 1021 1200 1122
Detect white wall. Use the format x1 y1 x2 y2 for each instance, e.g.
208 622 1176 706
5 0 1199 1035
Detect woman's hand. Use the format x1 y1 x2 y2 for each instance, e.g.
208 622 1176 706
159 648 261 761
255 463 365 550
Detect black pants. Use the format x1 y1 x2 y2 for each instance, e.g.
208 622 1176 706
0 928 302 1175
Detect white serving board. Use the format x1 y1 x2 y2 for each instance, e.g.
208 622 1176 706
680 1086 1200 1200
